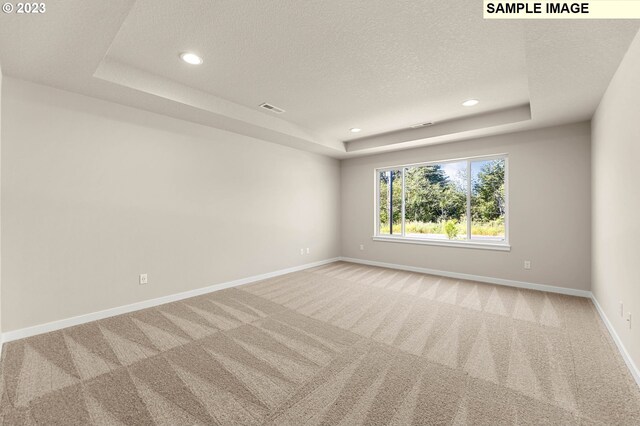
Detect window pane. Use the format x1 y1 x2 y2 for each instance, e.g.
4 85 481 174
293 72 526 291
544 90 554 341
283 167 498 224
470 159 506 241
403 162 467 240
378 169 402 235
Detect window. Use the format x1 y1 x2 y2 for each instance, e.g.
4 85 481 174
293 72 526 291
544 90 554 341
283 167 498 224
375 155 508 249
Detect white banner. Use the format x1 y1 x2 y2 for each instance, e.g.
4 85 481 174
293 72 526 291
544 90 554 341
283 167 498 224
484 1 640 19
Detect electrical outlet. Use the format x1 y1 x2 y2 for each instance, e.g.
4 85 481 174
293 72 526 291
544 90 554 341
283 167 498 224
300 248 304 255
139 273 148 285
306 248 310 254
620 301 624 317
360 244 364 251
524 260 531 270
627 312 632 329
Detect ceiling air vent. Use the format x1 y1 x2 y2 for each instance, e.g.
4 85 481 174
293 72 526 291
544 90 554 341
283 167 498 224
259 103 285 114
410 122 434 129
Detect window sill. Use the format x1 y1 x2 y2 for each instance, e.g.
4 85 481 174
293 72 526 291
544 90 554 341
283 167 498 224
372 235 511 251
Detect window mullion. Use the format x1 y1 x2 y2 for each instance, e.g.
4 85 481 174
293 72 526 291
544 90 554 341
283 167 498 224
375 171 380 236
401 168 406 237
466 160 471 241
388 171 392 235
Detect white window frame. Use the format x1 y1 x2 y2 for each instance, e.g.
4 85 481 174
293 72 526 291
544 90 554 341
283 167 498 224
373 154 510 251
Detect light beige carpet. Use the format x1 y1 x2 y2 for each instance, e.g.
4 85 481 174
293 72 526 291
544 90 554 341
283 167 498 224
1 261 639 425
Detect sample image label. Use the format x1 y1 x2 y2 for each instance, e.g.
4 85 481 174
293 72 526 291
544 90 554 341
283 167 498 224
484 1 640 19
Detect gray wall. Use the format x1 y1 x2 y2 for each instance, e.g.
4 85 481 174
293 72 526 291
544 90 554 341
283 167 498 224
0 64 3 336
592 31 640 370
1 78 341 332
0 77 600 333
341 122 591 291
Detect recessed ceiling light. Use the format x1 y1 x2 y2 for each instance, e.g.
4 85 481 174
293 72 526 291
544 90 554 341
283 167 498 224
350 128 362 133
180 52 203 65
462 99 479 107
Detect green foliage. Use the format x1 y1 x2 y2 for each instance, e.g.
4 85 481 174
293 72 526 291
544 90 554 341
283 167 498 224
381 220 505 237
444 219 459 240
404 164 465 223
381 219 506 238
379 170 403 230
470 218 505 236
471 160 505 222
405 221 443 234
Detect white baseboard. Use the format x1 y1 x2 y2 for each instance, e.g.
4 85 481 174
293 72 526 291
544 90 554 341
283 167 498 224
0 257 340 344
591 295 640 388
339 257 592 298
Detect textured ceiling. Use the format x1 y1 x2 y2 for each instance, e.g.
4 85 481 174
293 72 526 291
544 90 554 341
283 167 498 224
0 1 638 158
105 0 530 142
